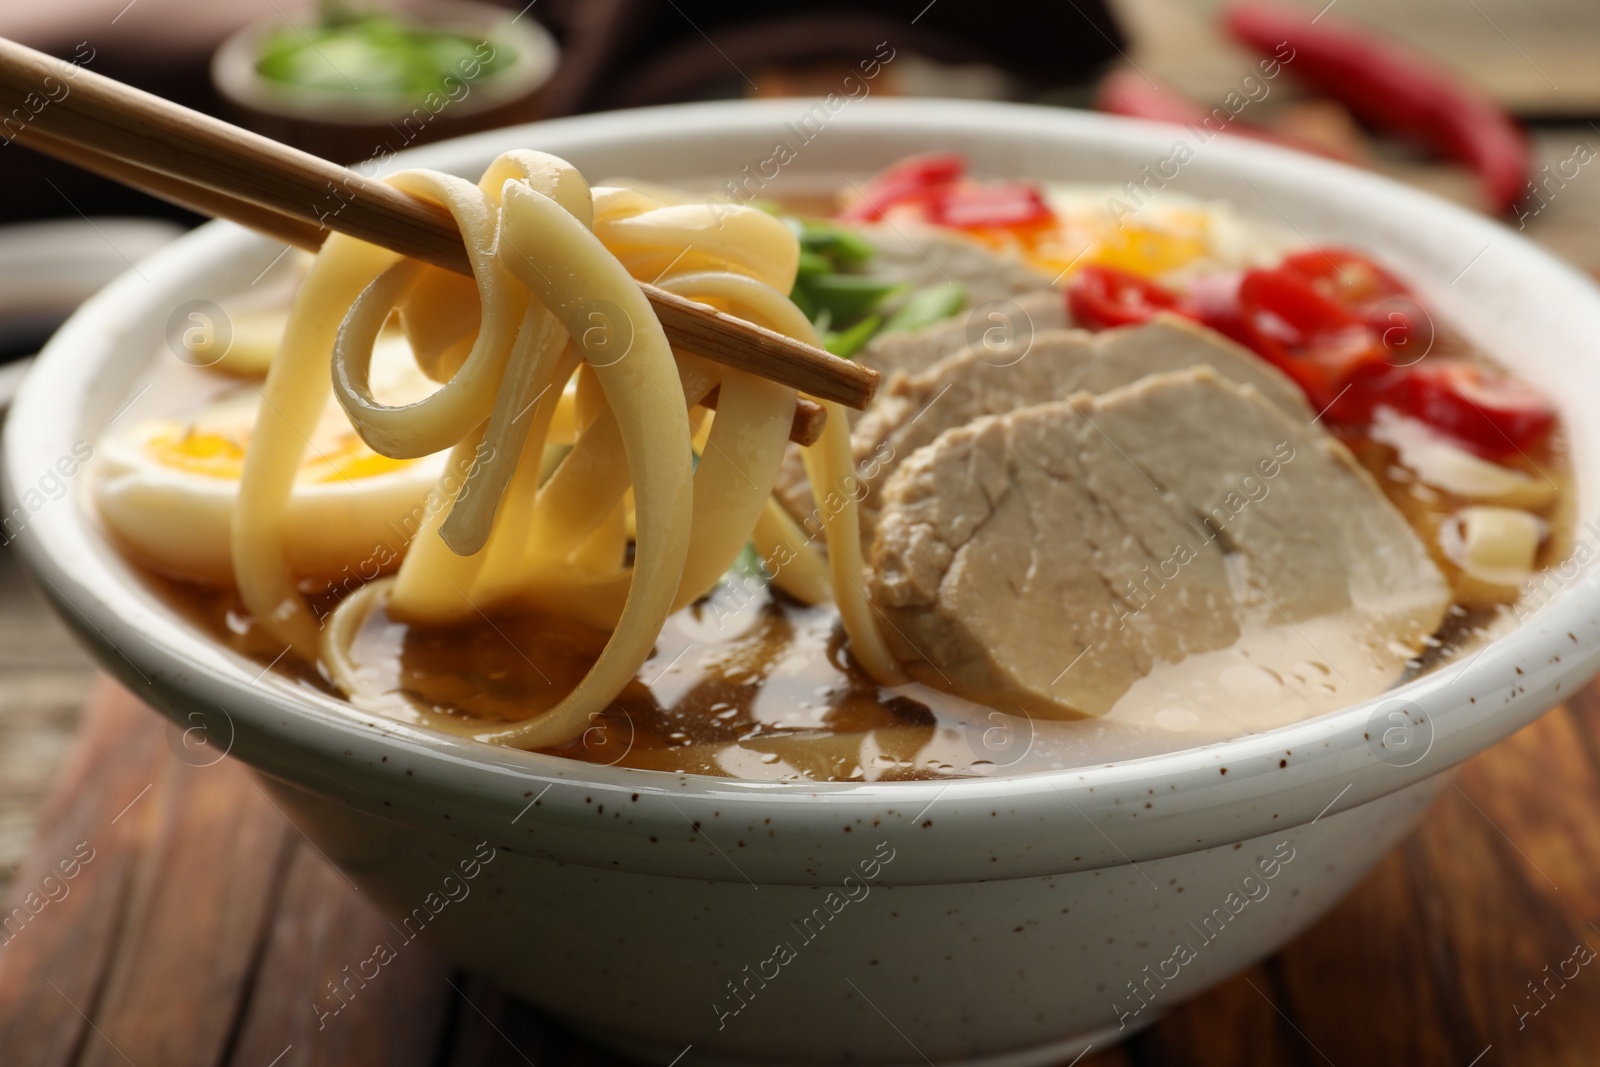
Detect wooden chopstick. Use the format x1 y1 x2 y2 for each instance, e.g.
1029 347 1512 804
20 127 327 251
0 36 877 414
20 128 831 446
700 386 827 447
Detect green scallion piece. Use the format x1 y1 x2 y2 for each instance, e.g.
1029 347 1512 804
799 275 906 326
882 282 966 334
824 314 883 359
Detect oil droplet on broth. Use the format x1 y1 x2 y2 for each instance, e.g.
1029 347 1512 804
1219 663 1285 698
1154 707 1200 732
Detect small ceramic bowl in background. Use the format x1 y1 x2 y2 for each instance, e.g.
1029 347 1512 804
0 217 182 408
7 101 1600 1066
211 0 559 163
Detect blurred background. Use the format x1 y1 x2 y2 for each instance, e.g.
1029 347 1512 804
3 0 1599 365
0 1 1598 1060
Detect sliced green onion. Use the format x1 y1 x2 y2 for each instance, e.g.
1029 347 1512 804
799 275 906 326
255 13 511 97
796 250 833 279
789 283 816 322
824 314 883 359
883 282 966 335
796 220 877 267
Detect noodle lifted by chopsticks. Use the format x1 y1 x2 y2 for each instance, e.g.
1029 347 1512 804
232 151 904 749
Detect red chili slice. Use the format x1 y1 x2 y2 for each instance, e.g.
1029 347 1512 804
1235 266 1395 418
1278 248 1411 306
838 153 967 222
1399 362 1555 456
1186 271 1253 348
926 182 1055 229
1066 265 1192 330
1239 266 1366 348
1278 249 1441 368
1065 250 1549 447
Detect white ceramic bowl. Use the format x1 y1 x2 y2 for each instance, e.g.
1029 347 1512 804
7 100 1600 1066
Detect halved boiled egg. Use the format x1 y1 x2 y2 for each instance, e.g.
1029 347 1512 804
95 333 447 586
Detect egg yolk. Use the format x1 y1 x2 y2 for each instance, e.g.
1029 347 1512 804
147 426 408 484
957 207 1215 282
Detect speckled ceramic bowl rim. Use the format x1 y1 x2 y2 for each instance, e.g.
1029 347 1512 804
8 99 1600 886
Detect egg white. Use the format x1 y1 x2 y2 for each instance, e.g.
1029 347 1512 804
95 333 448 586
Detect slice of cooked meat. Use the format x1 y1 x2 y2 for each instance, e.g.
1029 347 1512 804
772 286 1067 530
867 368 1450 718
855 223 1058 307
773 226 1060 529
850 314 1314 538
860 288 1068 382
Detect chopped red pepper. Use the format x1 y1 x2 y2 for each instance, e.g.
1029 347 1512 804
1066 265 1193 331
1276 248 1427 362
1186 271 1255 349
1224 1 1530 215
1278 248 1411 306
838 153 966 222
926 182 1054 230
1399 362 1555 457
1233 266 1399 419
839 154 1054 231
1062 243 1553 449
1239 266 1366 348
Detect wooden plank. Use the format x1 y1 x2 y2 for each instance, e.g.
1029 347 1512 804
76 740 297 1067
1107 965 1297 1067
439 976 611 1067
1078 1046 1135 1067
1400 702 1600 1063
1272 844 1463 1065
0 543 96 894
0 679 167 1067
224 838 454 1067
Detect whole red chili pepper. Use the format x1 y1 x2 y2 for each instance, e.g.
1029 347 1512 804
1095 68 1348 162
1223 1 1529 215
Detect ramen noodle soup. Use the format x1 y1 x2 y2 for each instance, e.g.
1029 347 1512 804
95 153 1573 781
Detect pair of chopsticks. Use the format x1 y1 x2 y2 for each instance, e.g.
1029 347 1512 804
0 37 878 445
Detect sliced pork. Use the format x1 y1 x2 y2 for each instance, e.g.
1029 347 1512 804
856 223 1059 308
867 368 1450 717
851 315 1313 537
773 228 1064 529
859 288 1068 382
